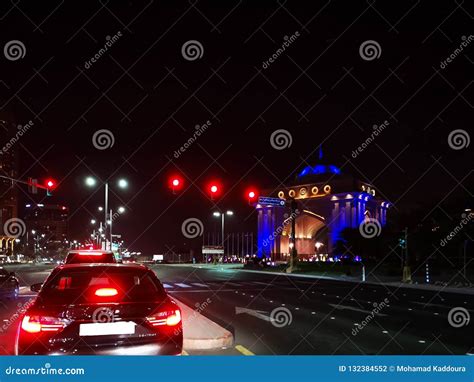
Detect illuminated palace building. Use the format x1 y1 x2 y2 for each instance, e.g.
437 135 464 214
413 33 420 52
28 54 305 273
256 162 390 261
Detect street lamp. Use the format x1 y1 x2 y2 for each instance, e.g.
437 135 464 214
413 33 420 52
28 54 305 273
85 177 97 187
85 176 128 250
213 210 234 257
90 219 96 225
118 206 125 214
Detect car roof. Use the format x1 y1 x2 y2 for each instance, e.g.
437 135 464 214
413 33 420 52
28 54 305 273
67 250 114 254
56 263 149 271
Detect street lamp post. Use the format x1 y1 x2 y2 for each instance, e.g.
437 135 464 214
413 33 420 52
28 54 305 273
85 177 128 250
213 211 233 258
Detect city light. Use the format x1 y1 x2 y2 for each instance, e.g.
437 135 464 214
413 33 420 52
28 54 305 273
210 185 218 193
213 211 221 217
118 206 125 214
91 219 96 225
118 179 128 189
85 177 97 187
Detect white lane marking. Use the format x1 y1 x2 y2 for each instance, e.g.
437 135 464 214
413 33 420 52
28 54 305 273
191 283 208 287
251 281 268 285
329 304 387 316
175 283 191 288
163 284 172 289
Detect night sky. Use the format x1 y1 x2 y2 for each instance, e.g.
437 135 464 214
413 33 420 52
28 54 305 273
0 1 472 253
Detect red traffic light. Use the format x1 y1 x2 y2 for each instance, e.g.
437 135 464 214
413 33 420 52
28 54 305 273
207 181 222 199
45 179 56 189
246 188 258 204
169 175 183 193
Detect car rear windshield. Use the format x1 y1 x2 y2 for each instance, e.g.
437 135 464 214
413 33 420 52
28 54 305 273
40 268 166 303
66 253 115 264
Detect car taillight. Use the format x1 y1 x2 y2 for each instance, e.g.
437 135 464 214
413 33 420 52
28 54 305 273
146 309 181 327
21 315 66 333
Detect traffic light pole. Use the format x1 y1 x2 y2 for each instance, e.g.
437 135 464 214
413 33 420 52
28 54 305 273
0 175 50 191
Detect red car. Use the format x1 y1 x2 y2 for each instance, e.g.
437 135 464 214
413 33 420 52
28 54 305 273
16 263 183 355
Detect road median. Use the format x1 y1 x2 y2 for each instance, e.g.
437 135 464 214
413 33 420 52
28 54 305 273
172 296 233 351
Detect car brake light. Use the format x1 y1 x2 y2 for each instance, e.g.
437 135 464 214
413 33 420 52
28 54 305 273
147 309 181 327
21 315 66 333
94 288 118 297
78 252 103 256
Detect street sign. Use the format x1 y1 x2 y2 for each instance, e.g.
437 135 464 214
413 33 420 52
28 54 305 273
258 196 286 207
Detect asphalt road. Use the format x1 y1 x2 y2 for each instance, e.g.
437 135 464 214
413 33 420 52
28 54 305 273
1 264 473 355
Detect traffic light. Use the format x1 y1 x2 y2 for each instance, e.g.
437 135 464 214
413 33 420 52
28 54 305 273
45 178 57 196
169 175 183 194
246 188 258 204
398 238 406 249
208 181 222 199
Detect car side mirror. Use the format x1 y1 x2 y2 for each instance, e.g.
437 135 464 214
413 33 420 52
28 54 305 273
30 283 42 292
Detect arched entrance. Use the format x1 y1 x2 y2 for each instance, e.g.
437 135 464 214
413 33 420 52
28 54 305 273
279 211 327 260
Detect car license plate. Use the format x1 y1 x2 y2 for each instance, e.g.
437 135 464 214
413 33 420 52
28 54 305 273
79 321 136 336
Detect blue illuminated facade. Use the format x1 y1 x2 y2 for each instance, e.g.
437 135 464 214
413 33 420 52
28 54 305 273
255 165 390 260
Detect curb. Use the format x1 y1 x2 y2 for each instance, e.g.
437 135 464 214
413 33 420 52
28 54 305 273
172 296 233 350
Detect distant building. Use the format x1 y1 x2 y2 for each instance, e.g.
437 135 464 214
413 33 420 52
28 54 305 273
24 204 69 242
0 116 20 255
256 161 390 260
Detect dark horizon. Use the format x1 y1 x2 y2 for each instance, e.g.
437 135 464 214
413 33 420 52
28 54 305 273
0 1 472 253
